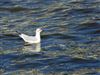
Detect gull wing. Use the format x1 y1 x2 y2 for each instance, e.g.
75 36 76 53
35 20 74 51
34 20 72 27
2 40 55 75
19 34 38 43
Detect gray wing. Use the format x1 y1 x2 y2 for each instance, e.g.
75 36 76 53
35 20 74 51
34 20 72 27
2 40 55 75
19 34 38 43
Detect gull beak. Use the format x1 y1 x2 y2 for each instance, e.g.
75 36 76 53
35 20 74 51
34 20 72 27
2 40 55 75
39 27 43 32
40 29 42 32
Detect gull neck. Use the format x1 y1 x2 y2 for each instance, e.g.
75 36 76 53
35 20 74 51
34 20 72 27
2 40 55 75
35 31 41 39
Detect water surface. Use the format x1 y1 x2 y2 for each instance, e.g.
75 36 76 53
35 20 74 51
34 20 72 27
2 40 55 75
0 0 100 75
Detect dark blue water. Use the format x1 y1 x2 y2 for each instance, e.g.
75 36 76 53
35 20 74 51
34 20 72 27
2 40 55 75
0 0 100 75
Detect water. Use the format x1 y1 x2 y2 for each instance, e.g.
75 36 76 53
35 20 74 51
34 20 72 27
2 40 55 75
0 0 100 75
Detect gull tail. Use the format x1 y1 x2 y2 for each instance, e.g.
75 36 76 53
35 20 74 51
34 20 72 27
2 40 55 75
16 31 21 35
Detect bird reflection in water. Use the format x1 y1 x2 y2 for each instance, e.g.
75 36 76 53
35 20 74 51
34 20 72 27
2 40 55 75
22 43 41 53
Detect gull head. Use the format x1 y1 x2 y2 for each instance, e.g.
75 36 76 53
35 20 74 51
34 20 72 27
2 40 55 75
36 28 42 33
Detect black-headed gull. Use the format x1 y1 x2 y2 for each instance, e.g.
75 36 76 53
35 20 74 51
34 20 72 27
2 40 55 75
17 28 42 44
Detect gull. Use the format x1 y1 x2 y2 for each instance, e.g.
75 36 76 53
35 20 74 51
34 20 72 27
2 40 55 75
16 28 42 44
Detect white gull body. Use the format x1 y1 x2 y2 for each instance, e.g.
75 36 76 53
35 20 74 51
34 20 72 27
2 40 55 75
18 28 42 44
